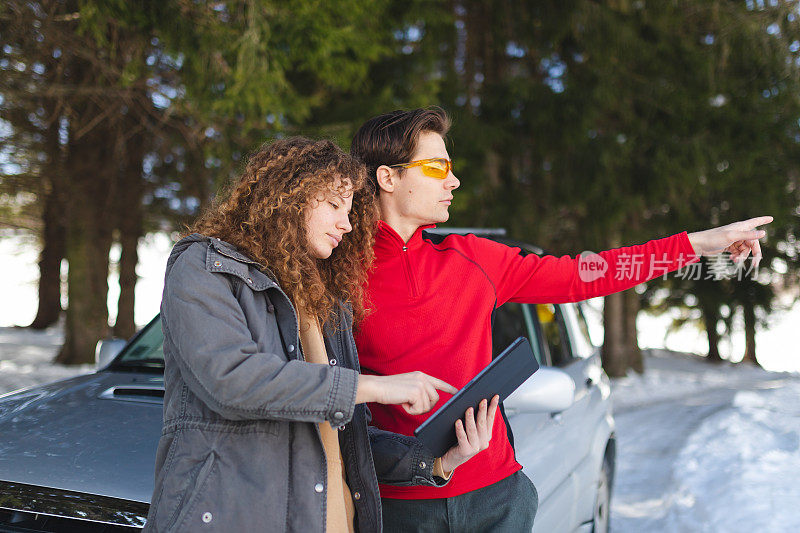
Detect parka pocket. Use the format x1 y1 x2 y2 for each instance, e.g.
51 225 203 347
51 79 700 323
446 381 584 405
148 431 183 525
166 451 218 532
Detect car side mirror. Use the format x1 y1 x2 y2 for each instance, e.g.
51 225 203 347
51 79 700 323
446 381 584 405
95 338 127 369
503 367 575 414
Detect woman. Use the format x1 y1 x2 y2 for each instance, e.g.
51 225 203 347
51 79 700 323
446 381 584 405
144 137 455 532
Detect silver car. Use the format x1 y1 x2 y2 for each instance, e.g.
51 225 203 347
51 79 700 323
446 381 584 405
0 234 615 532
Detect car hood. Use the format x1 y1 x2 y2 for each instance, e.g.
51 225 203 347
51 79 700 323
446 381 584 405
0 371 164 503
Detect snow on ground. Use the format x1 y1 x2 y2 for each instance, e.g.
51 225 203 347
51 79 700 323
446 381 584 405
0 324 92 395
667 385 800 532
610 348 790 412
1 327 800 532
611 349 800 532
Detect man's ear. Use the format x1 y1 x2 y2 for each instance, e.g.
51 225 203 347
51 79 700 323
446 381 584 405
375 165 396 194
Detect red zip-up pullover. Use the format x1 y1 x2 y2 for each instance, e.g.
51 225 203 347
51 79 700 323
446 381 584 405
355 221 698 499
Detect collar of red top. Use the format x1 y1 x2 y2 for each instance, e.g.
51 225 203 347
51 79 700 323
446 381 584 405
374 220 437 256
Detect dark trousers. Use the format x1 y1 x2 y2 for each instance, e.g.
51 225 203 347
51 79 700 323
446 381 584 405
381 471 538 533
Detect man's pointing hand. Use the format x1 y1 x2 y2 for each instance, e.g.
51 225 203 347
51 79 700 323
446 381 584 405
687 216 773 266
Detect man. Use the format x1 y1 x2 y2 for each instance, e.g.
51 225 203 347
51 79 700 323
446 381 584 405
350 107 770 531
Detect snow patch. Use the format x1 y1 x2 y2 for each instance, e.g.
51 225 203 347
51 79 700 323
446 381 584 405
668 384 800 531
0 324 92 395
611 349 786 412
612 349 800 532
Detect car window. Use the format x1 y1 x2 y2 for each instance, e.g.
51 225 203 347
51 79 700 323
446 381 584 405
534 304 574 368
110 316 165 370
561 303 595 359
492 302 542 365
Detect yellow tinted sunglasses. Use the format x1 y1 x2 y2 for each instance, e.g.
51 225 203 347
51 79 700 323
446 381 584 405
388 158 453 180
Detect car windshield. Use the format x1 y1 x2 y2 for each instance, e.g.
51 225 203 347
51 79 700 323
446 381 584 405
108 316 165 371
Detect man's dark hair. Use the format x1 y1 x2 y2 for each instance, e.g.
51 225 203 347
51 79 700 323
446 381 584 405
350 107 451 187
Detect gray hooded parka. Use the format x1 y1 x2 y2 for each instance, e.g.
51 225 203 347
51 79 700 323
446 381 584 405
144 234 445 532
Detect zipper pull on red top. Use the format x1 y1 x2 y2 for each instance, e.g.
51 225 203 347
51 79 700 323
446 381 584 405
402 246 407 251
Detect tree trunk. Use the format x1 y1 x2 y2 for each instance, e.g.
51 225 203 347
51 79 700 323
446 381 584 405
113 128 145 340
701 302 723 363
113 215 140 340
602 291 628 377
741 301 759 367
55 120 116 365
29 117 66 330
624 289 643 374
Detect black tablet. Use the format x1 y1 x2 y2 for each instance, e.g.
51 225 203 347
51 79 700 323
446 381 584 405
414 336 539 457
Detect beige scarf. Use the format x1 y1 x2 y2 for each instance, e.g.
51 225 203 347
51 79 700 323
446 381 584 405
297 307 356 533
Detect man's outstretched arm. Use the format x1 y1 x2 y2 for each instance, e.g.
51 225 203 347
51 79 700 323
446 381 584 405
469 215 772 306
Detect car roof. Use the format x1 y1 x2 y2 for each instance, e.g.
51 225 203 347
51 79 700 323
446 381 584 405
423 227 547 256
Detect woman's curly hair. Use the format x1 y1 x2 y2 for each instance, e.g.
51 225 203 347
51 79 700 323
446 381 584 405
189 137 377 327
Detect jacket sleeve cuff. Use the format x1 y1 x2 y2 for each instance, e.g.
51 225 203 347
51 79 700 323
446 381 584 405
326 366 359 427
413 444 450 487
